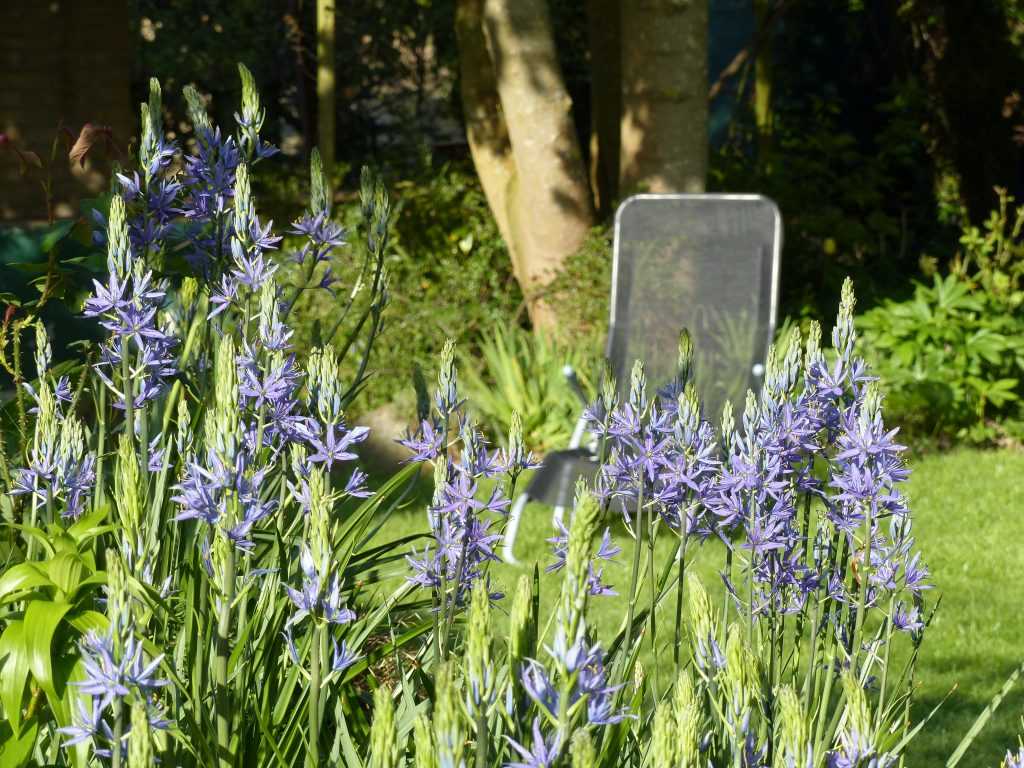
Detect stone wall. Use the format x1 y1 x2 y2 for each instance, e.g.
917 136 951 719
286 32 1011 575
0 1 134 222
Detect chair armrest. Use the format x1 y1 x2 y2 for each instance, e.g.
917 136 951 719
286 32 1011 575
562 365 589 406
568 413 589 450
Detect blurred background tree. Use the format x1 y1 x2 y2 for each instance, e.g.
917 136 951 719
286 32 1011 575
3 0 1024 441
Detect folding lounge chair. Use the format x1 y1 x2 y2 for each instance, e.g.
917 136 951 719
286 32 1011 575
501 194 782 563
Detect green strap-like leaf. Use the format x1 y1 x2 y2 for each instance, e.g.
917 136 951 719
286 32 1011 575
23 599 74 725
0 621 29 734
0 563 52 604
0 714 38 768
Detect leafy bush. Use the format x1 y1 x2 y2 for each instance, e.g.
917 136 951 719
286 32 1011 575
459 325 600 454
288 162 522 413
858 191 1024 445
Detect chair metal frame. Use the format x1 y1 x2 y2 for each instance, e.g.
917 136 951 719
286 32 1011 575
501 193 782 563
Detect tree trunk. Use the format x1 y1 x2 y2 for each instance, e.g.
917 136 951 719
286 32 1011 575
481 0 595 330
316 0 336 172
587 0 621 216
620 0 709 194
455 0 522 282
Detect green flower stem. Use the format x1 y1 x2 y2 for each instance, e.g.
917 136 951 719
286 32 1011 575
475 709 488 768
308 622 324 768
673 529 690 673
122 346 135 448
647 491 659 697
215 547 236 768
111 698 124 768
623 482 646 658
876 595 897 729
94 385 107 512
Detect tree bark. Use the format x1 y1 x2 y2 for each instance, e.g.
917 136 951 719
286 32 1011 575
620 0 709 194
481 0 595 330
587 0 621 216
316 0 336 172
455 0 522 282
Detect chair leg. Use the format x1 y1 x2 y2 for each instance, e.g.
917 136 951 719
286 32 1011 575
502 492 530 565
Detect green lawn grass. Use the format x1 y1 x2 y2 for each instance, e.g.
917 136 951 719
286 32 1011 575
371 448 1024 766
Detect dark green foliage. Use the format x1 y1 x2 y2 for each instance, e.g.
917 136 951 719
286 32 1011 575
858 190 1024 445
288 163 523 412
858 274 1024 445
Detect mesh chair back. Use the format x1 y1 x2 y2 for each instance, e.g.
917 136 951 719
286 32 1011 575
608 194 781 422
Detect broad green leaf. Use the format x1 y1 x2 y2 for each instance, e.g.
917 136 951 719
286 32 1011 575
0 621 29 733
23 599 73 722
66 609 108 637
45 552 86 598
0 715 38 768
0 563 52 603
